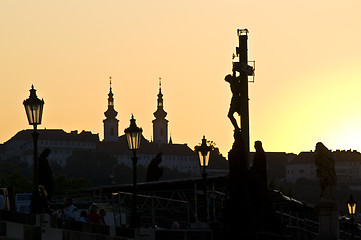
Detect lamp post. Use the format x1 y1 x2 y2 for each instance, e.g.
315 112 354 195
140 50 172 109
23 85 44 213
195 136 211 222
347 194 357 239
124 115 143 228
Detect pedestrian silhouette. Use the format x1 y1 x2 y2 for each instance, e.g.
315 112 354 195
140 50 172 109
38 148 54 202
146 153 163 182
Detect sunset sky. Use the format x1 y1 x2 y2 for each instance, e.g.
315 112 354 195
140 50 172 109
1 1 361 156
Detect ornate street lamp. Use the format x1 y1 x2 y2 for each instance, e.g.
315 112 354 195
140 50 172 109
124 115 143 228
347 194 357 239
23 85 44 127
196 136 211 169
23 85 44 213
347 194 357 220
195 135 211 222
124 115 142 151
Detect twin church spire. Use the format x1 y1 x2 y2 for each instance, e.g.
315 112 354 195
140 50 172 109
103 77 169 144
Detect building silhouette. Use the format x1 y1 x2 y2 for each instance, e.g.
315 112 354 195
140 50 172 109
4 129 99 167
286 149 361 184
1 80 200 176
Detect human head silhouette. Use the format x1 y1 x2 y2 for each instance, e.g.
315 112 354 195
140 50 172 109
254 141 263 151
41 148 51 157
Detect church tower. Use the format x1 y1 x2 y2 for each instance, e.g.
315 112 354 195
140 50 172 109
152 78 169 144
103 77 119 142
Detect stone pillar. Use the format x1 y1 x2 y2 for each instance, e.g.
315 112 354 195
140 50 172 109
318 199 339 240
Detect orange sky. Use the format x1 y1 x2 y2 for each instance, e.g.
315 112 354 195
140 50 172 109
1 1 361 155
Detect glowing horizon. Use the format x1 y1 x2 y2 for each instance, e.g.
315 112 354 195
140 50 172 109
2 1 361 156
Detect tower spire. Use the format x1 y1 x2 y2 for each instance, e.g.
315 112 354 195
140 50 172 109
169 133 173 144
155 77 165 115
153 78 168 144
107 77 114 107
103 77 119 142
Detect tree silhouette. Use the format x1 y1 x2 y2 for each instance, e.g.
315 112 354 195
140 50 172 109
64 150 117 186
0 172 32 193
53 175 90 195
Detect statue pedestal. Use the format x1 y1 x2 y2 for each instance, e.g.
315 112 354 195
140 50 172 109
317 199 339 240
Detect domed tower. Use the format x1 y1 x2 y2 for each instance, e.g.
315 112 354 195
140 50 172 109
103 77 119 142
152 78 169 144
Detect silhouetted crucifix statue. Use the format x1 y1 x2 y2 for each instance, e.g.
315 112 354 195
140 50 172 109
225 74 242 131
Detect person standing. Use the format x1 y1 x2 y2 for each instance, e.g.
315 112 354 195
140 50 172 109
38 148 55 202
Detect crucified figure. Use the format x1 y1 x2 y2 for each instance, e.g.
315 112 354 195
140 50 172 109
225 74 241 131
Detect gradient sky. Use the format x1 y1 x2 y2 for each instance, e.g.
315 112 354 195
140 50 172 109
1 1 361 156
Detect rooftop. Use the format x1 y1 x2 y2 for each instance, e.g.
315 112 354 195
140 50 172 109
7 129 100 143
289 150 361 164
97 135 196 156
